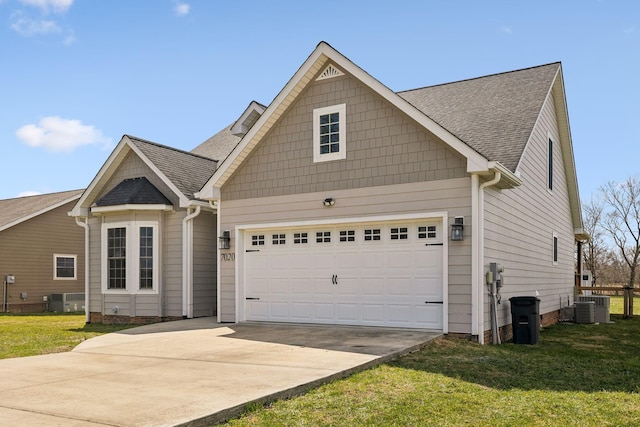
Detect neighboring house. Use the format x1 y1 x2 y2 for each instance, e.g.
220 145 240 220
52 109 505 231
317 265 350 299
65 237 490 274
72 42 587 344
0 190 85 313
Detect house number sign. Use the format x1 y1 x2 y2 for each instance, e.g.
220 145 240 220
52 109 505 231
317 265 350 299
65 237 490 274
220 253 235 262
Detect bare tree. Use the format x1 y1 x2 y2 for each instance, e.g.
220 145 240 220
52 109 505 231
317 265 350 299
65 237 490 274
600 176 640 317
582 196 605 285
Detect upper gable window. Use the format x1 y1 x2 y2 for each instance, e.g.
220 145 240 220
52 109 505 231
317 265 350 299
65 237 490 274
313 104 346 163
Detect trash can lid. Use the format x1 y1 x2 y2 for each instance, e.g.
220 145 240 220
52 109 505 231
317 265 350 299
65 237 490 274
509 296 541 304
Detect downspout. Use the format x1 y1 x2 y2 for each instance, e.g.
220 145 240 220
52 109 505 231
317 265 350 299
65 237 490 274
182 206 201 318
75 217 90 324
477 171 501 345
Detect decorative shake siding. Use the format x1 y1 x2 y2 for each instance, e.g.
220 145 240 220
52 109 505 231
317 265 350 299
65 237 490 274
223 70 467 200
0 201 84 311
484 92 575 329
220 178 473 333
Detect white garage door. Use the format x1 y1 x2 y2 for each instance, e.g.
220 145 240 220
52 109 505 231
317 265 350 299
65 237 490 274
243 220 444 330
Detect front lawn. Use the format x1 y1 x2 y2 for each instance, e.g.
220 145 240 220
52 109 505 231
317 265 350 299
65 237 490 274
225 316 640 426
0 313 132 359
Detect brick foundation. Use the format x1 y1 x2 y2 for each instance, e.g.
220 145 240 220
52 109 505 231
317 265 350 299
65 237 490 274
89 312 184 325
482 308 563 344
4 303 48 313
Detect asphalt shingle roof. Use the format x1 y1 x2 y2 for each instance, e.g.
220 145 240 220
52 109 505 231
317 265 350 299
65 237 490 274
190 124 241 162
0 189 83 230
127 136 218 200
95 177 172 206
398 63 561 172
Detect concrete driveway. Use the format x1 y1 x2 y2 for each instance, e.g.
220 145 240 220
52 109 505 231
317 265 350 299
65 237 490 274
0 319 441 426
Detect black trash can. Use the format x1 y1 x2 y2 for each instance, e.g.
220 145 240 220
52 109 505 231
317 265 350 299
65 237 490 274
510 296 541 344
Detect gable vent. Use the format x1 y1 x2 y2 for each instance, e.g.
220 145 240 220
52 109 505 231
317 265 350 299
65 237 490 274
316 64 344 81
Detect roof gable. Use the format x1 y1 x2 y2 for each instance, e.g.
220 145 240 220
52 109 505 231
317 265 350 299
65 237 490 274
71 135 217 216
196 42 493 200
0 189 83 232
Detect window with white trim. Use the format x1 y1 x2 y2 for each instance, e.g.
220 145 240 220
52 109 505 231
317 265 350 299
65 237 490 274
102 222 159 293
552 232 559 265
548 137 554 191
364 228 381 241
390 227 409 240
316 231 331 243
418 225 437 239
54 254 77 280
313 103 346 162
293 232 308 244
339 230 355 242
272 234 286 245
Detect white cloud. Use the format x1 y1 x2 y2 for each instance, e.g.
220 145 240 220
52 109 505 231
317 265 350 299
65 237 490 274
10 12 60 36
175 2 190 16
19 0 73 14
16 117 112 152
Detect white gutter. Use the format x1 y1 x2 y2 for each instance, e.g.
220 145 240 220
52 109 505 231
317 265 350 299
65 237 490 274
74 217 90 323
473 171 502 345
182 206 201 318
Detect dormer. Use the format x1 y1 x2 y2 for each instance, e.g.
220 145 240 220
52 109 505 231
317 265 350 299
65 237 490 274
230 101 267 137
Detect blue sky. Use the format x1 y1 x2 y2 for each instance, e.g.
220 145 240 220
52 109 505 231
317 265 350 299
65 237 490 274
0 0 637 201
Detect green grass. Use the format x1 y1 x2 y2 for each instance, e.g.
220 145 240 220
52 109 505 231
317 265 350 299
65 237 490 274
610 295 623 314
225 316 640 426
0 313 132 359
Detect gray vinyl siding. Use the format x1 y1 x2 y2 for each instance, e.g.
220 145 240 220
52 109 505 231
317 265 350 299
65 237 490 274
86 209 187 319
219 179 472 333
163 211 185 318
192 211 217 317
223 72 467 200
0 201 85 309
484 91 574 330
87 217 101 313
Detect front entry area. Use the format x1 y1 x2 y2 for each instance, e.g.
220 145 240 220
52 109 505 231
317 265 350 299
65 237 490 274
241 218 446 330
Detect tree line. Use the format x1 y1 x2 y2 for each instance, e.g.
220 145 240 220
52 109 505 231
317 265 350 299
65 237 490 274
583 176 640 317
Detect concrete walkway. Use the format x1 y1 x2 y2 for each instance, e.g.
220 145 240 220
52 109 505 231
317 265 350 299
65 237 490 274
0 319 441 426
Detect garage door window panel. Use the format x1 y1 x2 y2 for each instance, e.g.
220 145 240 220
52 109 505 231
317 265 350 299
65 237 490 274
363 228 381 242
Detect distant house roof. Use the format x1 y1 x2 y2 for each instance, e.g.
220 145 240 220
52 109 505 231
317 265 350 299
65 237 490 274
126 136 218 200
0 189 83 232
95 177 172 207
398 63 561 173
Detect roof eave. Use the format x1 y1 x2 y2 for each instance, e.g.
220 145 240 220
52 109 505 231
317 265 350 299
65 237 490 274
1 192 82 232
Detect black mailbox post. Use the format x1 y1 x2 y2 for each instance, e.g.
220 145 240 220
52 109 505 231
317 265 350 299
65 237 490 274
510 296 541 344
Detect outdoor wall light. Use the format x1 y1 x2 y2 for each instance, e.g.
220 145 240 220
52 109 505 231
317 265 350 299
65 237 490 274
323 198 335 207
218 230 231 250
450 216 464 241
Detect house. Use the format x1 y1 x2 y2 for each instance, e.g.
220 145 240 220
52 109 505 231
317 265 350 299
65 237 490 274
70 137 225 323
0 190 85 313
72 42 586 343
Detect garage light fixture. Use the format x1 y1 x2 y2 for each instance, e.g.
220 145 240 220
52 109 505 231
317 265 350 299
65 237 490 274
450 217 464 241
219 230 231 249
323 198 335 207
